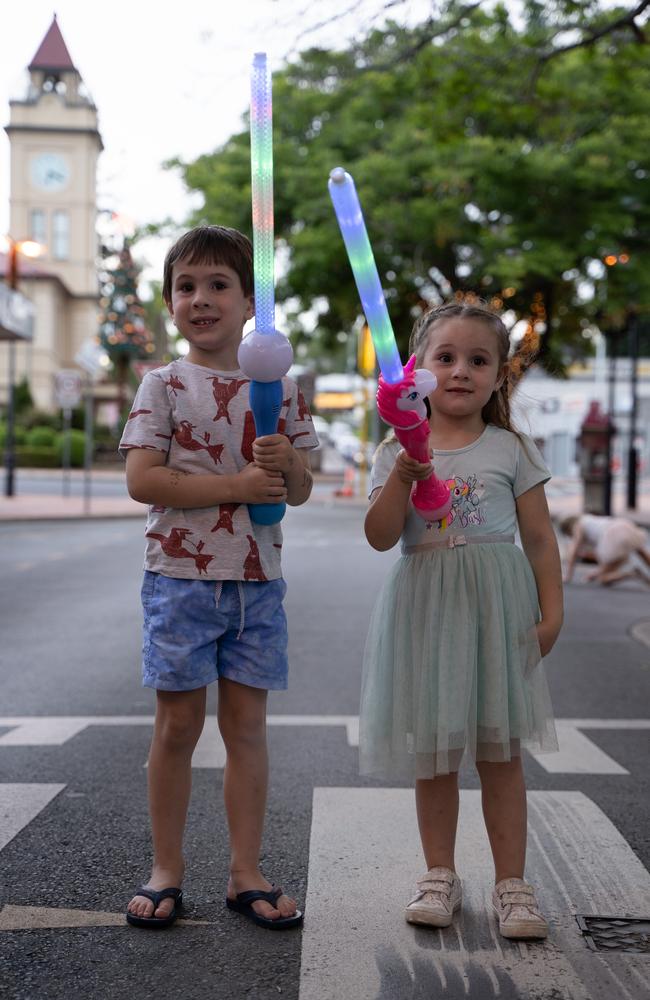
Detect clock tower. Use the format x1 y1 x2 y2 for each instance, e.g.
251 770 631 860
3 15 102 407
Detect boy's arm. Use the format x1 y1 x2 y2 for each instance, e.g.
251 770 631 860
251 435 313 506
516 483 564 657
125 448 287 508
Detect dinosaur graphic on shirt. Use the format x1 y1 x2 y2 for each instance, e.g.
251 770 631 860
207 376 248 424
211 503 241 535
173 420 224 465
243 534 267 581
146 527 214 574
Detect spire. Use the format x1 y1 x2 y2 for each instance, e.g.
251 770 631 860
29 15 76 72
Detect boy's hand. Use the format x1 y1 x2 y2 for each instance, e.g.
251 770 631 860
252 434 295 474
237 463 288 504
395 448 433 485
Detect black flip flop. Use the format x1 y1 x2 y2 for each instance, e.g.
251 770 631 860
126 886 183 929
226 885 303 930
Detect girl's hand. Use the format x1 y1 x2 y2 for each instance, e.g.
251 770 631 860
395 448 433 485
252 434 294 474
237 463 288 504
536 619 561 658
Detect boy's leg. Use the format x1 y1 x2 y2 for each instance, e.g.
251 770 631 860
476 757 526 882
415 773 460 871
127 687 207 920
218 677 297 921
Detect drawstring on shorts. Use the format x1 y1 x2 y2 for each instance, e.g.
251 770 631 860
214 581 246 639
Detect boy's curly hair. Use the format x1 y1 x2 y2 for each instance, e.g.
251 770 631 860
162 225 253 303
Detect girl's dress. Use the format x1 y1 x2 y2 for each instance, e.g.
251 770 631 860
360 425 558 780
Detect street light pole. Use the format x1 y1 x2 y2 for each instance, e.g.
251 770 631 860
626 311 639 509
4 241 19 497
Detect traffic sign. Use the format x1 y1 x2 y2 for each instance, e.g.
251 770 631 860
54 369 83 409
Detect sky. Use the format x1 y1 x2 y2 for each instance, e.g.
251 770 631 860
1 0 434 286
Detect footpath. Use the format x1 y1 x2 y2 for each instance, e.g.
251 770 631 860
0 465 649 528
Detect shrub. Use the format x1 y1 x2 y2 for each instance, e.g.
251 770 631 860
26 425 57 448
15 446 59 468
55 429 87 467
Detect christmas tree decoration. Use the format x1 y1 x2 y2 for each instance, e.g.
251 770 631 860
98 239 155 413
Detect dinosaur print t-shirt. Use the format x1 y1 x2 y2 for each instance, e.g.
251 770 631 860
119 359 318 581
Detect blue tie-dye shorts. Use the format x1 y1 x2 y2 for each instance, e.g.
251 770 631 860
141 571 288 692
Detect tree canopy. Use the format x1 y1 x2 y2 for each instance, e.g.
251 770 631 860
167 1 650 372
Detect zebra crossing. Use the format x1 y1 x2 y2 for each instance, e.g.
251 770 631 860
1 714 649 999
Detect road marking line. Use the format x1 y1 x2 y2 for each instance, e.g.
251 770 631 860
0 904 214 931
300 789 650 1000
0 717 647 773
0 784 66 851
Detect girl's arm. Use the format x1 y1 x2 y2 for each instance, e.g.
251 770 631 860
516 483 564 657
125 448 287 508
365 450 432 551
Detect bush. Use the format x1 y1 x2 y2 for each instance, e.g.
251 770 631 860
15 446 59 468
0 424 27 447
55 429 87 467
21 409 61 432
26 425 57 448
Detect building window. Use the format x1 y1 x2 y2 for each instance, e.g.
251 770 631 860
52 210 69 260
30 209 47 245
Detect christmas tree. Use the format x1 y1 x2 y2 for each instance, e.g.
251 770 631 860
98 239 154 412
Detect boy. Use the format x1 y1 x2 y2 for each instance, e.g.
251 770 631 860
120 225 318 929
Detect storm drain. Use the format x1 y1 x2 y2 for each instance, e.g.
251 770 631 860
576 915 650 954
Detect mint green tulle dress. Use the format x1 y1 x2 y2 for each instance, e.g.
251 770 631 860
359 427 558 780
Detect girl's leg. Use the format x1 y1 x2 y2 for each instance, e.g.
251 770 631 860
218 678 297 920
405 774 462 926
415 772 460 870
476 757 526 883
127 687 207 919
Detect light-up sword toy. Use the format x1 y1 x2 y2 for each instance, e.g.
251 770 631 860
238 52 293 526
328 167 452 522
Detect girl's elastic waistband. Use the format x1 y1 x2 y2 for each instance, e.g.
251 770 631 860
404 532 515 554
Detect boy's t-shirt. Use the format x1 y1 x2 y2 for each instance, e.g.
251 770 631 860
119 359 318 581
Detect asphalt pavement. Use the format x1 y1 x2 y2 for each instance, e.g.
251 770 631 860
1 471 649 1000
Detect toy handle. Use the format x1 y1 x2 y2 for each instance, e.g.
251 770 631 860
395 422 452 522
249 379 286 526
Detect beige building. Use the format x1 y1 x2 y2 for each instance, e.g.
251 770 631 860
1 16 102 410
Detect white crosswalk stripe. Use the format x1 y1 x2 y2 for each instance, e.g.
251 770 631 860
300 788 650 1000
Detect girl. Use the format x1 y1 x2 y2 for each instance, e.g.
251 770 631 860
361 302 563 940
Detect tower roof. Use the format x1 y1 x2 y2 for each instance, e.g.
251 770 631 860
29 15 76 72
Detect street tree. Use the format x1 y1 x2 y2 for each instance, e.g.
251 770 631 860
166 1 650 372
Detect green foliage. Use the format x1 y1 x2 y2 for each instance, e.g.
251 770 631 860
167 1 650 372
14 377 34 415
55 429 87 467
26 426 57 448
0 424 27 447
15 446 60 468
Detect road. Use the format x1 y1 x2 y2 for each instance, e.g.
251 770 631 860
1 504 649 999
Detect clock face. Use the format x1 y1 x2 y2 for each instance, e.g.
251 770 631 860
30 153 70 192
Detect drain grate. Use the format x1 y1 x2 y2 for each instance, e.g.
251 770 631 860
576 915 650 954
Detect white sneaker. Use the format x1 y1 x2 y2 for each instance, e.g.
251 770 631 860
405 867 462 928
492 878 548 939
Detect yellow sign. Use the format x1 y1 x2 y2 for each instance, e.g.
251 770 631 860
358 324 376 377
